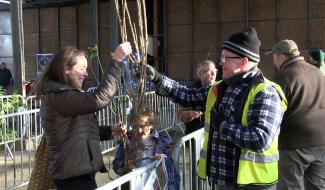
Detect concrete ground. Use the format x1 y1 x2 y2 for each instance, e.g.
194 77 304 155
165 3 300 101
0 149 120 190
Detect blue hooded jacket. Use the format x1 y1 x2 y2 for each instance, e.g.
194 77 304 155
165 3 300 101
113 129 180 190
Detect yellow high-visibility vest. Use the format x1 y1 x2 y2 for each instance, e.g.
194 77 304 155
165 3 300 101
197 79 287 185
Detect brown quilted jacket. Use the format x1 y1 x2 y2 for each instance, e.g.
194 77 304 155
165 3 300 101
41 60 122 179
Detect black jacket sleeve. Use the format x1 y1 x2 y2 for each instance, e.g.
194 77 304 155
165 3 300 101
98 125 113 141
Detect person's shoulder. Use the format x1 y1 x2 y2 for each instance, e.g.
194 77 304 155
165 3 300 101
272 67 292 85
157 130 172 144
253 81 283 103
279 60 317 82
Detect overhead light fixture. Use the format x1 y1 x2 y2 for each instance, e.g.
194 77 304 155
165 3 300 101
0 0 10 4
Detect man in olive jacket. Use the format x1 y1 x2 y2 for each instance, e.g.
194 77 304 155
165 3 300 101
270 39 325 190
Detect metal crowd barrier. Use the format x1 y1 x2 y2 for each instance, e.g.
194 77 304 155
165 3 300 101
25 96 41 111
97 160 160 190
173 128 212 190
0 109 42 190
0 90 179 190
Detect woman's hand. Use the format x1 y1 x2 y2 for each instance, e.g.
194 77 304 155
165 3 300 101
189 110 203 119
113 42 132 62
111 124 127 137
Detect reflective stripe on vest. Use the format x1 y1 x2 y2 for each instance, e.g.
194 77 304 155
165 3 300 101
239 152 279 163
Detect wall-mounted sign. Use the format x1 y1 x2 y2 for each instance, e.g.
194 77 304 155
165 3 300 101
36 53 53 75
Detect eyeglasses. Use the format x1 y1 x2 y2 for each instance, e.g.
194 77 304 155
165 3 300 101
220 55 242 64
135 123 151 128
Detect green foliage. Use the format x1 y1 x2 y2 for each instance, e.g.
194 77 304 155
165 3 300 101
0 86 24 132
0 86 25 142
0 128 19 142
89 44 99 61
0 86 23 116
88 44 105 84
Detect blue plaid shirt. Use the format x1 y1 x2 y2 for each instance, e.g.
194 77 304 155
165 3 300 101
155 72 284 186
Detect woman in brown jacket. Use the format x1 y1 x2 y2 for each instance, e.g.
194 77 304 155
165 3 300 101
35 42 132 190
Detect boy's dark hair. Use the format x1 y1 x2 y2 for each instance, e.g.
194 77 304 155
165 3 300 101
128 107 155 128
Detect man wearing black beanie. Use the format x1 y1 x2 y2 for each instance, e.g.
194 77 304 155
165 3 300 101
146 27 286 189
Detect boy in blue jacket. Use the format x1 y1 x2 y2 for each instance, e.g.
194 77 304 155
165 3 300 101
113 108 180 190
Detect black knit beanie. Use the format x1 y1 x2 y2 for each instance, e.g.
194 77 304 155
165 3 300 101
222 26 261 63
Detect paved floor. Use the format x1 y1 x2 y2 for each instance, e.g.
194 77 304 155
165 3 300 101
0 149 119 190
